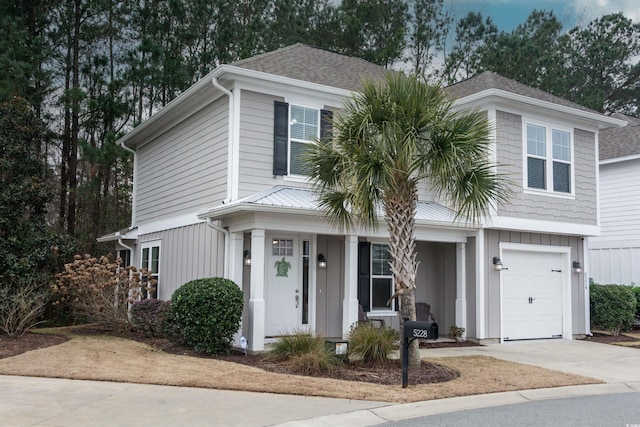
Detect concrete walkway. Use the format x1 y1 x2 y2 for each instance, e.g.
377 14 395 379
2 339 639 426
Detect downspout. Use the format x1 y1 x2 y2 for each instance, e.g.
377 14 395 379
207 218 230 279
118 140 137 229
209 76 233 279
211 76 233 204
117 235 135 267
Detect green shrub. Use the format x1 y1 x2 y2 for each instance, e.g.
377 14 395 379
269 331 325 360
590 284 636 335
348 324 398 363
268 331 338 374
168 278 243 354
631 286 640 321
131 299 170 337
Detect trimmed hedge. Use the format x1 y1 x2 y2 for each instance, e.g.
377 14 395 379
590 284 636 335
632 286 640 320
167 278 243 354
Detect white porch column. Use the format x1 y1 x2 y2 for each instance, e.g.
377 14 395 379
342 235 359 338
229 232 244 346
456 242 467 338
249 229 266 351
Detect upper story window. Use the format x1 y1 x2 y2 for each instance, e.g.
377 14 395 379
273 101 332 177
525 122 573 194
289 105 319 175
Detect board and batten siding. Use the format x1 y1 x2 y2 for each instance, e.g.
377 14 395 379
589 158 640 285
138 222 224 300
136 97 228 224
483 230 586 340
494 110 597 225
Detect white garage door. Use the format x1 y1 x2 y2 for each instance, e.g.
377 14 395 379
502 250 564 340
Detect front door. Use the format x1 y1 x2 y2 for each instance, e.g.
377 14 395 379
265 235 301 336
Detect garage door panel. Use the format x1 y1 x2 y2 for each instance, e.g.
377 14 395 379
502 250 564 340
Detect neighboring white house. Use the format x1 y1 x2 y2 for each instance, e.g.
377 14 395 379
589 114 640 286
99 44 625 352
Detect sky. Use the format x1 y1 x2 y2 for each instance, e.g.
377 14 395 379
454 0 640 32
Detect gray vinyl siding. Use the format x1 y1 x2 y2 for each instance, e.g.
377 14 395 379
483 230 586 339
316 235 344 337
495 111 597 225
138 222 224 300
136 97 228 223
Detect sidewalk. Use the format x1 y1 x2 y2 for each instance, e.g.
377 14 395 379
0 375 389 427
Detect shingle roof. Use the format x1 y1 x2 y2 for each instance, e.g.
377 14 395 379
444 71 598 114
599 113 640 160
231 43 389 91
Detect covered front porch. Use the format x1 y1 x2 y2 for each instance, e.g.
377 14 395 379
198 186 478 353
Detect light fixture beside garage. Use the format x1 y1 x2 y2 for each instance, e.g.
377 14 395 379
243 250 251 266
573 261 582 274
493 256 504 271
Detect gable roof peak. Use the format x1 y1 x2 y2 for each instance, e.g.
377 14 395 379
229 43 389 92
445 71 599 115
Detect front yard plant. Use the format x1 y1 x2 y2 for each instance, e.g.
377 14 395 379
52 254 152 331
348 324 399 363
166 277 243 354
269 332 338 374
590 283 636 335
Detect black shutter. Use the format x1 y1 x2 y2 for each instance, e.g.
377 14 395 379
273 101 288 176
358 241 371 312
320 109 333 141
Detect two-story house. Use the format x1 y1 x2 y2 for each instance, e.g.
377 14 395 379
99 44 625 352
589 114 640 285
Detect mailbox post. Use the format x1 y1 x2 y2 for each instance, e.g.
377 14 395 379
402 318 438 388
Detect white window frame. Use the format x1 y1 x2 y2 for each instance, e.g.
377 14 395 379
370 242 396 312
140 240 161 299
523 120 575 197
287 103 320 178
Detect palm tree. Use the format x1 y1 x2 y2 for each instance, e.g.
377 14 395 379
306 73 510 366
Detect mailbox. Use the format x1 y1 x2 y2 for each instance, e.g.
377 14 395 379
401 319 439 388
403 320 438 340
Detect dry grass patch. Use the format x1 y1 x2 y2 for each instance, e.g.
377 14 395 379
0 333 601 403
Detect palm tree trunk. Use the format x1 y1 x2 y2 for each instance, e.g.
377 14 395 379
384 178 421 367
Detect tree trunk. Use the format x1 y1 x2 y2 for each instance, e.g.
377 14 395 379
384 177 420 367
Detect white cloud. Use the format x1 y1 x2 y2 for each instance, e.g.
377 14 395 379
570 0 640 22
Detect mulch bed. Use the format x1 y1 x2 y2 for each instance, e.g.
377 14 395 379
4 326 639 386
0 326 462 386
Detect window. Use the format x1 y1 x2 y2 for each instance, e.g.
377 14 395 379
272 238 293 256
273 101 332 177
525 122 572 194
289 105 319 175
371 244 394 311
141 242 160 299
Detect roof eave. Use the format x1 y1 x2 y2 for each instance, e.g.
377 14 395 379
453 89 628 129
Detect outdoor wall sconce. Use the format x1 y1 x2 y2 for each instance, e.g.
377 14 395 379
318 254 327 268
243 250 251 266
493 256 504 271
573 261 582 274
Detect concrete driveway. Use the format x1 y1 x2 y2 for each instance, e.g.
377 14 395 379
423 338 640 383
